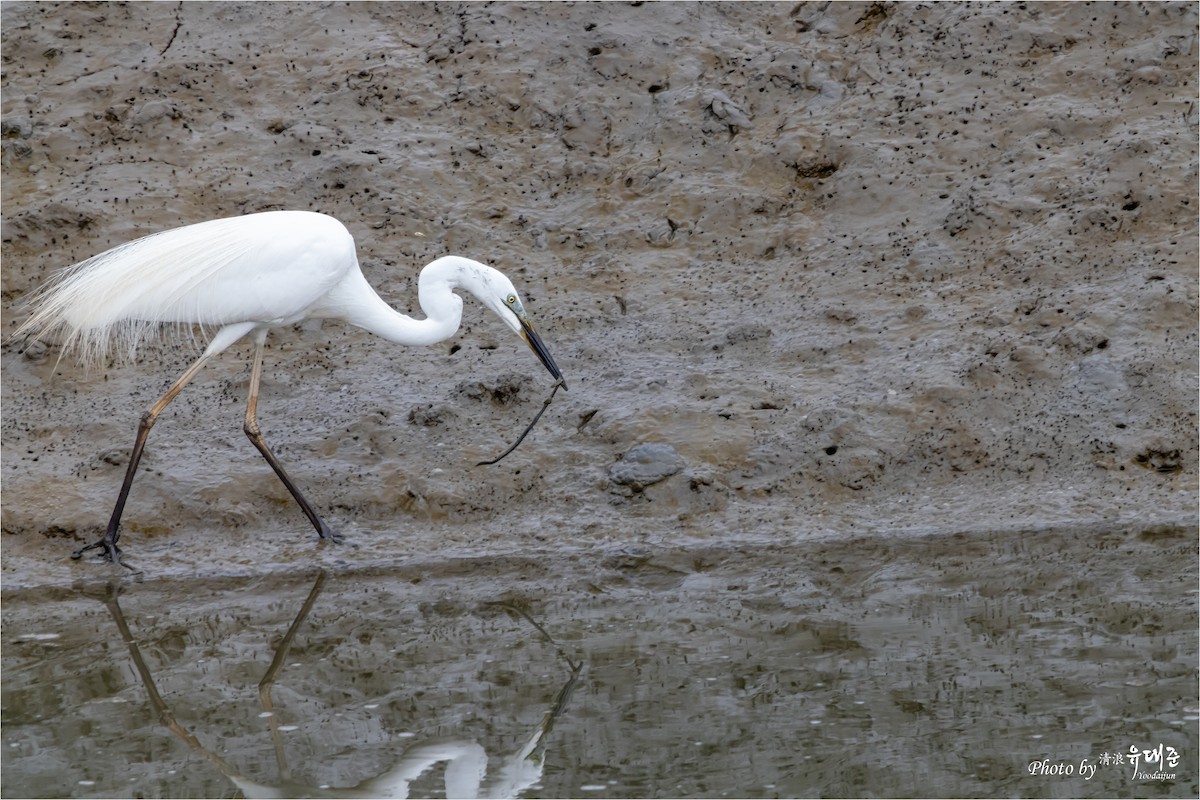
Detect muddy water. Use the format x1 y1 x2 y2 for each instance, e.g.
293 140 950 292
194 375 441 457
3 528 1196 799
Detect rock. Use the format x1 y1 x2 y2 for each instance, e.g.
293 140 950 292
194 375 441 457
130 100 180 128
609 443 685 492
705 90 753 133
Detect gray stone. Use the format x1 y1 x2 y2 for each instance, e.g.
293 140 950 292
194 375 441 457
609 444 685 491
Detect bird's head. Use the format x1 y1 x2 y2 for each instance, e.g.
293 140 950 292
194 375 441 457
460 261 566 389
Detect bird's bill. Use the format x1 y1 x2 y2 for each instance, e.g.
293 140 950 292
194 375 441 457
519 317 567 389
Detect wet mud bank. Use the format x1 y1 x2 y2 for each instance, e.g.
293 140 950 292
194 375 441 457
2 3 1197 580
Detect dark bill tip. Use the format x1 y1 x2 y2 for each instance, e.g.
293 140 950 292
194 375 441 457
519 318 566 390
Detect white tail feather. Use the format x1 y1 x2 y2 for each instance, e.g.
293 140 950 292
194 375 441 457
12 217 263 367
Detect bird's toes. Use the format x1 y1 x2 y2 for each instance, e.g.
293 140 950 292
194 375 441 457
71 537 109 561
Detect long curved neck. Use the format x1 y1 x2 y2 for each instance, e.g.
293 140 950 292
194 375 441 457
331 257 484 346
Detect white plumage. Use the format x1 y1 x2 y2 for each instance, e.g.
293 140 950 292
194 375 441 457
13 209 565 566
18 212 360 363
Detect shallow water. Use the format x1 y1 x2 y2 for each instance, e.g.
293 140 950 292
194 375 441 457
3 529 1196 799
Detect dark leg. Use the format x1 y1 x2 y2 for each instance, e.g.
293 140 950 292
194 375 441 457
73 351 216 567
259 570 328 778
243 331 340 542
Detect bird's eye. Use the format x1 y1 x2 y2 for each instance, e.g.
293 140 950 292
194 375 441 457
506 294 517 305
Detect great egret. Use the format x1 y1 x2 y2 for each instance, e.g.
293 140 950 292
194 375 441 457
13 210 566 566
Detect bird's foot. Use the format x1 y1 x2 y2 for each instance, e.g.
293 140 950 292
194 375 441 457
71 533 137 572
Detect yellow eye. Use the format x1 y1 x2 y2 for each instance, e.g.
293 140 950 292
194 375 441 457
506 294 517 305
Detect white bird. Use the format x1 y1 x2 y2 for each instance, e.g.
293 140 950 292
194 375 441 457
13 210 566 567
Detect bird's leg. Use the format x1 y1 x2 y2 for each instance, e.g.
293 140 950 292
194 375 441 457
73 351 216 567
243 332 341 543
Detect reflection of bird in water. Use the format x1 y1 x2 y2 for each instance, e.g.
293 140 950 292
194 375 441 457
227 716 578 799
99 571 581 799
14 211 565 567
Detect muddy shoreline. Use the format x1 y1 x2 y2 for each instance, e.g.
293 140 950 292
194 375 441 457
3 3 1197 585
